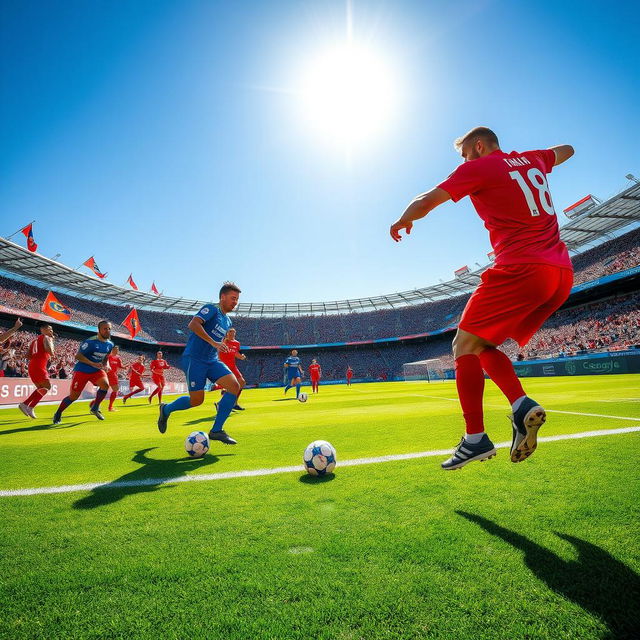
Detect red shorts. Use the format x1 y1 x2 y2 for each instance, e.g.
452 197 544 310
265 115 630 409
152 374 165 386
310 376 320 383
71 370 108 393
28 363 49 386
129 375 144 389
107 372 119 386
459 263 573 347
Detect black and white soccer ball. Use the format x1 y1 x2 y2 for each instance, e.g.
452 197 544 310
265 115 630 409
298 392 308 403
303 440 336 476
185 431 209 458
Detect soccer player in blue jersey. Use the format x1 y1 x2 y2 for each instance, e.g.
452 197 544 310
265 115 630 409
157 282 242 444
283 349 303 399
52 320 114 424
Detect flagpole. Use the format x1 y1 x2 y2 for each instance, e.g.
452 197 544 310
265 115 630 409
5 220 36 241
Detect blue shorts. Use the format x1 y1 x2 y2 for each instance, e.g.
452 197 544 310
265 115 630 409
287 369 301 381
181 356 231 392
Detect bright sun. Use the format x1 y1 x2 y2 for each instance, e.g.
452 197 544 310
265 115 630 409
299 43 398 149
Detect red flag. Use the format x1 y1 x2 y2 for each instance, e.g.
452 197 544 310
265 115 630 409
127 274 138 291
83 256 107 279
41 291 71 322
21 224 38 253
454 265 470 277
150 282 159 295
122 308 141 338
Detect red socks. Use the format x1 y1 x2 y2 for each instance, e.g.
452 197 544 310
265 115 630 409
109 391 118 410
455 354 485 435
479 348 525 404
25 388 48 407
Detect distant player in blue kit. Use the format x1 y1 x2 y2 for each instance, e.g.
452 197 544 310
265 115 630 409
157 282 242 444
283 349 303 399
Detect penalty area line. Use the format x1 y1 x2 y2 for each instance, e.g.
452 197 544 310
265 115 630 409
1 426 639 498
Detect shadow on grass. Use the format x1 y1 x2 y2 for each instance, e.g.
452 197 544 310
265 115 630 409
456 511 640 640
73 447 234 510
185 413 237 426
298 473 336 484
0 422 82 436
273 398 297 402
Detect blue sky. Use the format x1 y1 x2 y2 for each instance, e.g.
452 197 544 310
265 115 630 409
1 0 639 304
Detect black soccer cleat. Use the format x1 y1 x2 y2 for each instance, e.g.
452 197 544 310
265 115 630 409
90 407 105 421
52 411 62 426
441 434 497 470
510 397 546 463
232 404 245 411
157 403 168 434
208 429 237 445
214 401 219 413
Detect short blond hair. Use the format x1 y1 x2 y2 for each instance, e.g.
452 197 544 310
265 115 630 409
454 127 499 152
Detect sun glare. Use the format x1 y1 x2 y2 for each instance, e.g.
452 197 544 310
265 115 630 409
298 43 398 150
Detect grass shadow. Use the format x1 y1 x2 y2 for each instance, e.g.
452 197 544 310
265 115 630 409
299 473 336 484
273 398 297 402
0 422 82 436
73 448 234 510
456 510 640 640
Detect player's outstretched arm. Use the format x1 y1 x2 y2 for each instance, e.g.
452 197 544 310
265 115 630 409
0 317 23 344
549 144 574 166
390 187 451 241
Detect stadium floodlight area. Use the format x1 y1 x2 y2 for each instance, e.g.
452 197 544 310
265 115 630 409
1 181 638 317
403 359 448 382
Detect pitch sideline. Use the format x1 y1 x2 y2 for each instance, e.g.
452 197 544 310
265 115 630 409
1 426 638 498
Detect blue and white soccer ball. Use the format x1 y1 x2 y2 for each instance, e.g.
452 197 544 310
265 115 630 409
303 440 336 476
185 431 210 458
298 392 308 403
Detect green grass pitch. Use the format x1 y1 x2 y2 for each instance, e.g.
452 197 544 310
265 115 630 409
1 375 639 639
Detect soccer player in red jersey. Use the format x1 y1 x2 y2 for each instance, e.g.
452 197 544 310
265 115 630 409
101 345 125 412
217 329 247 411
19 323 55 419
309 359 322 393
149 350 171 404
390 127 574 470
122 355 147 404
346 366 353 386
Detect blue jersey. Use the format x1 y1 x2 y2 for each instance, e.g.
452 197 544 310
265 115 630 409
284 356 301 373
183 303 232 363
74 336 114 373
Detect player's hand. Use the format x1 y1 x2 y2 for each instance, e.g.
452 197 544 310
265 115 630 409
390 219 412 242
13 318 23 329
214 341 229 353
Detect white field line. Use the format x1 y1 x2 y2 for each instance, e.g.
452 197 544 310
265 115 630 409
1 426 639 498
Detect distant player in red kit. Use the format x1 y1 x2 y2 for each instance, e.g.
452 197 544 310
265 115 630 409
102 345 124 412
217 328 247 411
149 351 171 404
346 366 353 386
19 323 55 419
309 359 322 393
390 127 574 470
122 355 147 404
390 127 573 469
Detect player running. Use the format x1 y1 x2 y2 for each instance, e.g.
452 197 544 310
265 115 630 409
100 345 125 412
346 366 353 386
122 355 146 404
283 350 303 399
19 323 55 419
53 320 114 424
309 358 322 394
390 127 574 470
148 351 171 405
217 328 247 411
157 282 242 445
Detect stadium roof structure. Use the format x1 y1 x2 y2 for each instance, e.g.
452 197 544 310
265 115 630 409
2 181 639 317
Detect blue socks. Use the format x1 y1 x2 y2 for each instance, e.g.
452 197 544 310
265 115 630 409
284 383 291 393
58 396 72 414
94 389 108 409
295 383 301 398
212 392 236 432
163 395 192 417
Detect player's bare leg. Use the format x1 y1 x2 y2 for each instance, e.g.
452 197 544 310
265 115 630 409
233 373 246 411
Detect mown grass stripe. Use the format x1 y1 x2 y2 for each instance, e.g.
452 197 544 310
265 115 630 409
1 426 638 498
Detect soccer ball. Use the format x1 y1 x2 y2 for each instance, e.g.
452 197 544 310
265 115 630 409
303 440 336 476
185 431 209 458
298 392 308 403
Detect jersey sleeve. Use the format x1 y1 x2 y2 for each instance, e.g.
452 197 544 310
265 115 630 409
532 149 556 174
194 304 216 322
437 161 484 202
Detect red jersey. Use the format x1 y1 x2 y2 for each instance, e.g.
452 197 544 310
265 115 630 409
107 355 124 375
219 339 241 368
346 368 353 377
28 335 51 369
130 362 145 378
309 364 321 378
150 359 170 376
438 149 571 269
